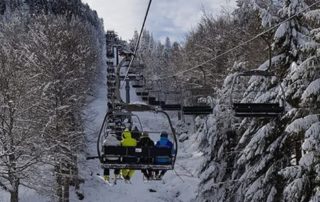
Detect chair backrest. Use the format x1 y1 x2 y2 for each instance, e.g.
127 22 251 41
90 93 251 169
103 146 172 158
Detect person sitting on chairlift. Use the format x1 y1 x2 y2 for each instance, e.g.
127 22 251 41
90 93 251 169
120 128 137 181
102 134 121 182
154 131 173 179
131 126 142 141
137 132 155 180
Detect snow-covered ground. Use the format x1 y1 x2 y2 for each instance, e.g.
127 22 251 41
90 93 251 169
0 65 204 202
73 69 204 201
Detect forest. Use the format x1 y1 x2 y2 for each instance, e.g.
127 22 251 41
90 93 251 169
0 0 319 201
133 0 320 201
0 0 105 202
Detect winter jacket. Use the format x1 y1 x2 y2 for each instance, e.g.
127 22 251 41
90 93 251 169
131 127 141 141
120 130 137 177
121 130 137 147
155 136 173 164
137 136 155 163
137 137 154 148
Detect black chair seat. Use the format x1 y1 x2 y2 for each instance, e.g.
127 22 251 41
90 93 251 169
102 146 173 170
148 97 156 102
136 92 149 96
132 85 144 88
149 100 165 106
101 163 173 170
183 106 212 115
103 146 172 157
119 75 143 80
161 104 182 110
233 103 284 117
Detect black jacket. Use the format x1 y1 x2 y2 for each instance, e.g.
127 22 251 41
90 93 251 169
137 137 154 147
131 128 141 141
137 137 154 163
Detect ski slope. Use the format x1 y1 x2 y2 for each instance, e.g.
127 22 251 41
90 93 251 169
73 67 204 202
0 65 204 202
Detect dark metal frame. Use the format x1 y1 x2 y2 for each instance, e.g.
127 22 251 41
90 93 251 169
96 104 178 170
230 70 285 117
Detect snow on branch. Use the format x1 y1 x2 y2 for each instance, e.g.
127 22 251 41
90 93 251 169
301 78 320 103
285 115 319 134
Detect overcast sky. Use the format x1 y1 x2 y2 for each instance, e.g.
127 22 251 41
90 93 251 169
82 0 236 42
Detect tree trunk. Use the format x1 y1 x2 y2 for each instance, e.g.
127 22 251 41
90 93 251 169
10 181 19 202
55 165 63 202
63 177 70 202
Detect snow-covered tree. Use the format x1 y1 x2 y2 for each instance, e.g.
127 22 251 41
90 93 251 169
197 0 320 201
0 1 105 201
0 16 46 202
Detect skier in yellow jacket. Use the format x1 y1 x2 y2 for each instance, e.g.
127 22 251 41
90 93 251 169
120 128 137 181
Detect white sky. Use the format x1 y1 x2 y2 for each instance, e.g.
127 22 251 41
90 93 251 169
82 0 236 42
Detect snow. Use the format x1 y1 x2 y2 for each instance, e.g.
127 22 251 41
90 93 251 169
302 122 320 152
285 115 319 134
278 166 303 179
304 9 320 21
274 23 288 39
238 123 273 164
283 177 306 201
301 78 320 101
69 63 203 201
0 57 202 201
0 187 49 202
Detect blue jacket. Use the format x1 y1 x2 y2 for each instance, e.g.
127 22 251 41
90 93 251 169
155 136 174 164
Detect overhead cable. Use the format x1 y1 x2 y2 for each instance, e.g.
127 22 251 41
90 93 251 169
121 0 152 86
155 1 320 81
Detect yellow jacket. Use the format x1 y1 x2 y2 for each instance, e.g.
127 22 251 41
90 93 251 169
121 130 137 147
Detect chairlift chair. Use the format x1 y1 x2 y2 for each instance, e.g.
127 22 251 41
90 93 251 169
107 67 115 74
136 92 149 96
95 104 177 171
161 104 181 111
182 86 214 115
132 77 145 88
119 74 143 81
182 106 212 115
230 70 285 117
107 74 116 81
161 89 182 111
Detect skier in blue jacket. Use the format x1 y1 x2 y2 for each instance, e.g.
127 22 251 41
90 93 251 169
154 131 174 179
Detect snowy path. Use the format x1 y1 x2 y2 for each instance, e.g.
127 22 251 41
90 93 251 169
73 69 204 202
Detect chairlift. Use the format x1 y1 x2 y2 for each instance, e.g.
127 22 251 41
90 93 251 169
161 104 181 111
91 104 177 172
182 106 212 115
230 70 285 117
108 89 115 93
160 86 182 111
107 74 116 81
149 100 165 106
119 74 143 81
107 67 115 74
138 80 165 107
182 85 214 115
132 76 145 88
136 92 149 96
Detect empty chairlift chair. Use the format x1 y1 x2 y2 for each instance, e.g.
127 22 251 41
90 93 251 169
182 87 214 115
132 79 144 88
161 90 182 111
230 70 285 117
136 91 149 96
182 105 213 115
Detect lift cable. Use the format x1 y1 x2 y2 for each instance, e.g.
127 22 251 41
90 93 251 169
154 0 320 81
121 0 152 88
